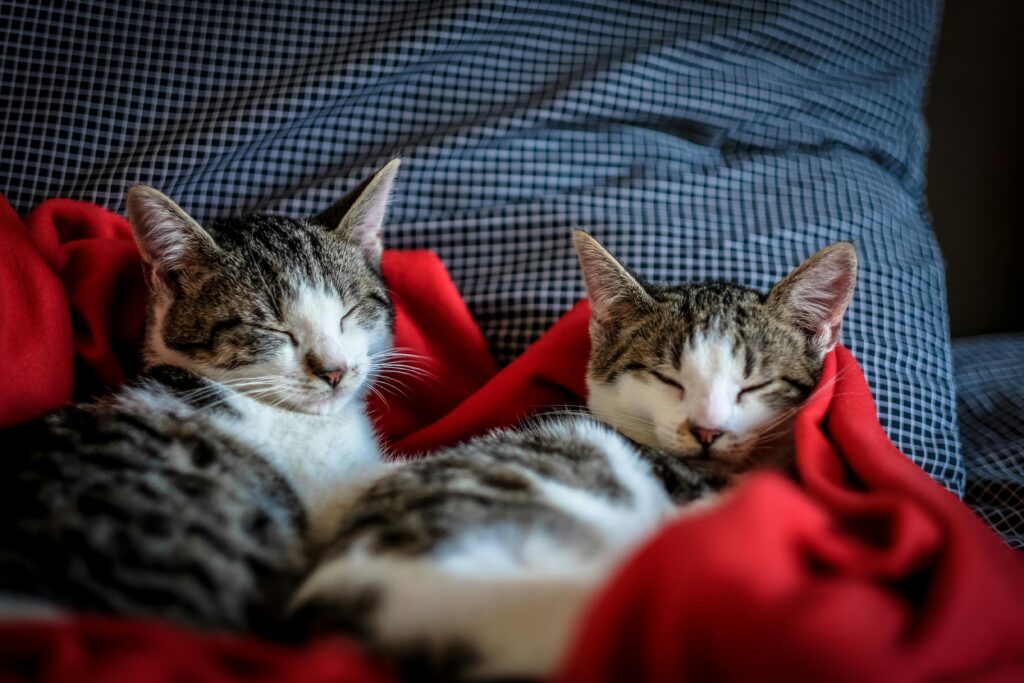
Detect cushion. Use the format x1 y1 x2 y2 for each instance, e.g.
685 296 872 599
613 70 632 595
0 0 962 492
954 334 1024 550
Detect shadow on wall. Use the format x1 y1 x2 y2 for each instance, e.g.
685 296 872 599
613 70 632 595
926 0 1024 337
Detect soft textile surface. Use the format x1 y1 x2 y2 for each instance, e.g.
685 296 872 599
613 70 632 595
0 0 962 493
954 335 1024 550
1 197 1022 682
0 617 395 683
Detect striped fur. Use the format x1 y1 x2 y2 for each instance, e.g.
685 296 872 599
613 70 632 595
290 235 857 679
0 161 400 633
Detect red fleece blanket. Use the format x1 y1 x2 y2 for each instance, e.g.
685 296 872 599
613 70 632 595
1 196 1022 682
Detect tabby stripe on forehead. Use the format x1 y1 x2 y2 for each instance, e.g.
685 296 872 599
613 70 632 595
274 228 318 288
311 239 338 288
743 346 756 379
165 317 243 353
295 232 322 286
668 334 685 370
248 251 289 321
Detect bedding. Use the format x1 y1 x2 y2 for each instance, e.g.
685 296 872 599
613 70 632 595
6 0 1019 678
954 335 1024 550
1 197 1023 682
0 0 963 493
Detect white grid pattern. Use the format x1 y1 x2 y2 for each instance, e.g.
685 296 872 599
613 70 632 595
954 335 1024 549
0 0 962 493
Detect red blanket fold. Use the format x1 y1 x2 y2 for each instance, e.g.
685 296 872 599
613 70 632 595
1 196 1022 682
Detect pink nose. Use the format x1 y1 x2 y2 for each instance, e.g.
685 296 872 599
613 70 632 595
318 367 345 389
690 426 724 447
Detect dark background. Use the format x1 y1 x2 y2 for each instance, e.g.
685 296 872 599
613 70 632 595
927 1 1024 338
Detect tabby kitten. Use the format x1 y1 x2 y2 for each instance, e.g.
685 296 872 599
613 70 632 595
290 233 857 679
0 160 401 633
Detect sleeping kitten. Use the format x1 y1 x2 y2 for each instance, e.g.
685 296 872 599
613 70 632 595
0 160 401 633
290 232 857 679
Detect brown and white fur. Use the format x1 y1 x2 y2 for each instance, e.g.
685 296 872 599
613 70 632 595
291 233 858 679
0 161 403 633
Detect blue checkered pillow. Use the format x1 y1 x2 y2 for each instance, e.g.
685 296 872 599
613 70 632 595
0 0 962 493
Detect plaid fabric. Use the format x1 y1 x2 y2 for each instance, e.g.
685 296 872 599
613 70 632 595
954 335 1024 549
0 0 962 493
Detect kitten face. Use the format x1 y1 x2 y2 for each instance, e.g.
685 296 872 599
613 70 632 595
574 232 856 467
585 291 818 464
127 160 400 415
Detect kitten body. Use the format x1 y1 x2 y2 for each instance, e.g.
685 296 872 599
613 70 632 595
294 419 676 678
291 234 858 679
121 364 387 544
0 161 401 631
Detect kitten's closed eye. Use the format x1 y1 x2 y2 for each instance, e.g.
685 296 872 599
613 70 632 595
737 380 773 402
253 324 299 347
339 306 355 330
624 363 685 393
651 370 684 394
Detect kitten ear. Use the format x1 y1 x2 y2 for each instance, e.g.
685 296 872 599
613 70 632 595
312 159 400 266
126 185 219 288
573 230 652 338
768 242 857 357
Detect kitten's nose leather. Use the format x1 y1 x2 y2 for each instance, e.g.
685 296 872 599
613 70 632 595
318 368 345 389
691 426 724 446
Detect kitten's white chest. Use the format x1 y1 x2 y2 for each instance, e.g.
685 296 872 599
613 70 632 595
216 396 389 544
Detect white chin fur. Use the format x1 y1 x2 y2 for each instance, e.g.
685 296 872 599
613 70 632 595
288 389 357 416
